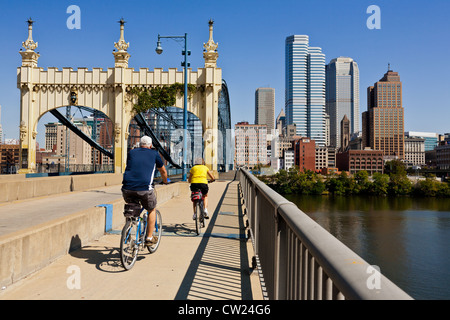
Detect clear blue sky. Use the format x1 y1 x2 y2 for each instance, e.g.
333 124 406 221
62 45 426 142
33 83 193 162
1 0 449 144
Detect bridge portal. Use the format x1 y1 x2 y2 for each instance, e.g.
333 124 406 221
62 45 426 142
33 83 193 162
17 19 223 174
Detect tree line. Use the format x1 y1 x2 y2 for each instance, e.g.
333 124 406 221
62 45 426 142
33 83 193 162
258 160 450 197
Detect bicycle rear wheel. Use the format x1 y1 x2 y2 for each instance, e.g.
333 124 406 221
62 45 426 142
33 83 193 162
195 201 204 236
147 210 162 253
120 218 139 270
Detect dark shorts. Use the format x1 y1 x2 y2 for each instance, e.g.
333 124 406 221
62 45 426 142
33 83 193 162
190 183 209 196
122 188 157 212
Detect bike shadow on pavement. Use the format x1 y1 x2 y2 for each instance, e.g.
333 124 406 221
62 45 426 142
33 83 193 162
68 241 149 274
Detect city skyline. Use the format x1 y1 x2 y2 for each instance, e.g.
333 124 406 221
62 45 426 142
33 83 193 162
0 0 449 144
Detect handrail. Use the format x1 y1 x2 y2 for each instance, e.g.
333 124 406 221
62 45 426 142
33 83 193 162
239 169 413 300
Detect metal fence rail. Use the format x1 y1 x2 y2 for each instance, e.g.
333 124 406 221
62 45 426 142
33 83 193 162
239 169 413 300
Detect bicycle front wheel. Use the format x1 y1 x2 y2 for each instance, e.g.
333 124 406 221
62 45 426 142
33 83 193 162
120 218 138 270
147 210 162 253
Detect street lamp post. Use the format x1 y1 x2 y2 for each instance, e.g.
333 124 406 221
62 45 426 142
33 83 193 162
156 33 190 181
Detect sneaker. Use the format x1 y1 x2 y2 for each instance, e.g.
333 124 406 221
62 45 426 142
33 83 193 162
192 213 197 220
204 209 209 219
145 236 158 246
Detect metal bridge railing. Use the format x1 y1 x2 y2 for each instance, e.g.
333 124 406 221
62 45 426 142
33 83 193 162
239 169 413 300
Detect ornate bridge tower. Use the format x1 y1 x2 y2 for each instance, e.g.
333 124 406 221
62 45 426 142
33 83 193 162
17 19 222 174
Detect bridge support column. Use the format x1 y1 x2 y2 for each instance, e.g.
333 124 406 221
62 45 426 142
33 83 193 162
18 81 37 174
18 19 40 174
202 20 221 177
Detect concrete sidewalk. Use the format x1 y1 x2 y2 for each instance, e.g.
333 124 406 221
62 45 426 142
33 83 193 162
0 180 263 300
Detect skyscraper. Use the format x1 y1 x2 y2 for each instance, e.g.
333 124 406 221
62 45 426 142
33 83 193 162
326 57 360 149
255 87 275 132
285 35 326 146
362 68 404 160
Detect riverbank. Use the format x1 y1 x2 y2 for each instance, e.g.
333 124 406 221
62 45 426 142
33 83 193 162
258 168 450 198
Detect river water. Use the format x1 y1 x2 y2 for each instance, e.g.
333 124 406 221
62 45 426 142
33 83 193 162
283 194 450 300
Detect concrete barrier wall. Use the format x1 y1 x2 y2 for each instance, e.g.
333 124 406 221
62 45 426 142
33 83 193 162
0 173 123 203
0 206 105 288
0 181 190 288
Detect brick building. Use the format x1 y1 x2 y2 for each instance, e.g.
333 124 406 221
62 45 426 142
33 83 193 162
292 137 316 171
336 149 384 175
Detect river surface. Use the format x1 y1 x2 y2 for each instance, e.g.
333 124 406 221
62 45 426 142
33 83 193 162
283 194 450 300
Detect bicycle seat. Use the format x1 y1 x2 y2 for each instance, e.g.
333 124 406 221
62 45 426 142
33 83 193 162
123 203 142 217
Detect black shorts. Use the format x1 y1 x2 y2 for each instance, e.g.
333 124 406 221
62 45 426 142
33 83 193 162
190 183 209 196
122 188 157 212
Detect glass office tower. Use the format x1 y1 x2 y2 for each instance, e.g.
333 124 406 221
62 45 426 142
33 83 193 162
326 57 360 149
285 35 326 146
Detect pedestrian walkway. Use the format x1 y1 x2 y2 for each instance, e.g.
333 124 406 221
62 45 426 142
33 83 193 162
0 179 263 300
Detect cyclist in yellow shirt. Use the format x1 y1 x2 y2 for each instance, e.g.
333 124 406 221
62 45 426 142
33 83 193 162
188 158 215 219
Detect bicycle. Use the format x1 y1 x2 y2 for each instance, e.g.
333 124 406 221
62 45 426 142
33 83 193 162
190 180 214 236
191 190 205 236
120 204 162 270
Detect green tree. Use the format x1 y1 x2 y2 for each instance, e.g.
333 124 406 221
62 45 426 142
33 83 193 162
384 159 407 177
437 182 450 197
131 83 197 113
388 174 413 196
354 170 370 194
415 178 440 197
370 172 389 196
326 172 347 195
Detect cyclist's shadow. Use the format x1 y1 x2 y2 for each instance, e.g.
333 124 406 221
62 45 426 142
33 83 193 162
69 241 147 273
163 223 199 237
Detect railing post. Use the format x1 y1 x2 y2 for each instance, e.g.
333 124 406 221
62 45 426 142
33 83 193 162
253 185 258 256
274 210 287 300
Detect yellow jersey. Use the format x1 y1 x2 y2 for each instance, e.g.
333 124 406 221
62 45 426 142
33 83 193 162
189 165 209 184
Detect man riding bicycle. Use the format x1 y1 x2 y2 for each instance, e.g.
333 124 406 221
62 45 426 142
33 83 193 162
188 157 215 220
122 136 168 246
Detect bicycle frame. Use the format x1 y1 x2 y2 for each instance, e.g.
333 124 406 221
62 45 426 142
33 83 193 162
124 208 161 246
124 209 145 246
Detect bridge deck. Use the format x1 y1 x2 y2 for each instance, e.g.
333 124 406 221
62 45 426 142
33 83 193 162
0 178 263 300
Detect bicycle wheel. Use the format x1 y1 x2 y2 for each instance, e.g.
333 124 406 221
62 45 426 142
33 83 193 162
199 200 205 228
147 210 162 253
120 218 139 270
195 201 203 236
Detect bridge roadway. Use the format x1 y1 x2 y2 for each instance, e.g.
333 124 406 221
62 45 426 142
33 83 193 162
0 175 263 300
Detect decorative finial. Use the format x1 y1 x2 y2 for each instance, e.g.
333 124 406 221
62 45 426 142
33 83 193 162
114 17 129 52
113 18 130 67
203 19 218 67
20 17 40 67
388 63 391 71
22 17 38 51
203 19 218 53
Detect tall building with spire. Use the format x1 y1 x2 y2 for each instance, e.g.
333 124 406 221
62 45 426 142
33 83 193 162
285 35 326 146
362 67 404 160
326 57 360 149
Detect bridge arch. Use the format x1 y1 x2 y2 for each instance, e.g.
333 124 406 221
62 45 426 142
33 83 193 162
17 19 223 174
